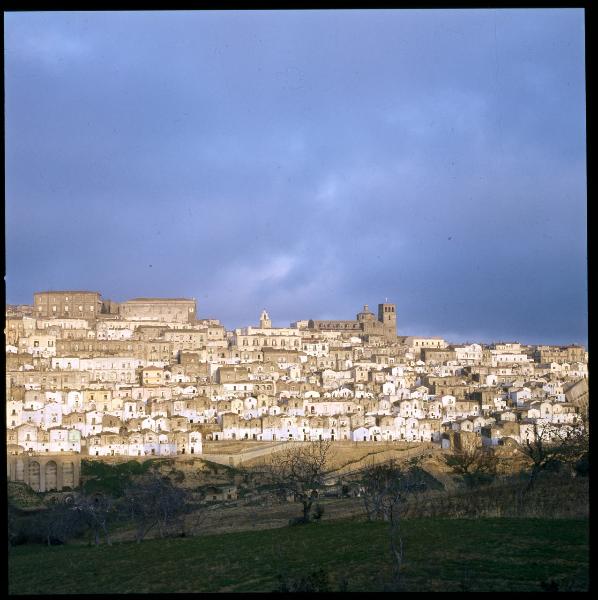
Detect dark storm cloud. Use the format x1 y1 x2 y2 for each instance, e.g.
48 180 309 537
5 9 586 344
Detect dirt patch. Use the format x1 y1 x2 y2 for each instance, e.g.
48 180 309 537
106 497 366 542
195 497 366 535
238 441 435 470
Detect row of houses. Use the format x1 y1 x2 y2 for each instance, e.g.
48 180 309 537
5 301 588 458
7 424 202 456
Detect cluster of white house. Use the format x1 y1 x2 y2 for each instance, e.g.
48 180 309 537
5 301 588 458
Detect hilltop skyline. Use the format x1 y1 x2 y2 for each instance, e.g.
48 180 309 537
5 10 587 345
7 289 587 348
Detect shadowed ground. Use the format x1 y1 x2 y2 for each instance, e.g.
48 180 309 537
8 517 589 593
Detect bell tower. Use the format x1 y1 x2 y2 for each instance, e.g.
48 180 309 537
378 301 397 339
259 309 272 329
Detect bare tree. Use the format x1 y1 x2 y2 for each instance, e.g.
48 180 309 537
360 458 427 590
30 497 85 547
519 418 588 495
267 440 332 524
8 505 20 551
73 493 115 546
443 440 498 489
121 471 190 542
182 501 212 537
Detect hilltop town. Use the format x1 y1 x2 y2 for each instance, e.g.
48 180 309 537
6 291 588 490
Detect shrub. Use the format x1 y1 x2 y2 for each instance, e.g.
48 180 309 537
312 503 325 521
574 453 589 477
275 569 331 592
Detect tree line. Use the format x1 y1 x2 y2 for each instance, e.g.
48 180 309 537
8 467 207 548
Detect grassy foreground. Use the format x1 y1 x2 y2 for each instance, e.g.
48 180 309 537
8 517 589 593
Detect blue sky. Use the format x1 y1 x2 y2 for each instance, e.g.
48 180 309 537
4 9 587 345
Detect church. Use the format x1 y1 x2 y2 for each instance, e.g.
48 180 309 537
307 302 397 340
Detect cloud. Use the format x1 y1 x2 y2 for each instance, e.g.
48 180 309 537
4 10 587 345
6 22 92 69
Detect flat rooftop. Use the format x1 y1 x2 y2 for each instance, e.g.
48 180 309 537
34 291 101 295
125 298 195 302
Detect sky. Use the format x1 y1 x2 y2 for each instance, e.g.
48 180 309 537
4 9 587 345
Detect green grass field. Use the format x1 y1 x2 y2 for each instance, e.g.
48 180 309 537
8 517 589 593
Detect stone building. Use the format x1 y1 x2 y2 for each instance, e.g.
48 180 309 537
163 329 206 354
404 337 448 360
308 302 397 340
534 345 586 364
179 352 210 378
119 298 197 323
377 303 398 339
100 298 121 315
421 348 457 364
6 304 35 317
217 366 250 384
233 310 302 351
34 291 102 320
5 317 29 345
7 369 92 391
55 339 173 363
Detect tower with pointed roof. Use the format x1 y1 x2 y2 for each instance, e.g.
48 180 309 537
259 309 272 329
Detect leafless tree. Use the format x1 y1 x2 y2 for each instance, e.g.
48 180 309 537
443 440 498 489
266 440 332 523
519 417 588 496
121 471 190 542
181 493 212 537
360 458 427 589
28 496 87 547
73 493 115 546
8 505 19 551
